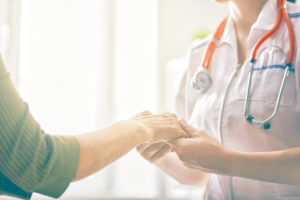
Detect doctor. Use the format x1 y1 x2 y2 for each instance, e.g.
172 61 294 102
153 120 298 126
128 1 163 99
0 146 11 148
138 0 300 199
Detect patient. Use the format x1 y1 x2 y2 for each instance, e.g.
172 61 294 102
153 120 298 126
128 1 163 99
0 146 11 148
0 55 188 199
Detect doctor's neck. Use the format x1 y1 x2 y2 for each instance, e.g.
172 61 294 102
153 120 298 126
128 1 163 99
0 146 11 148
228 0 268 63
229 0 268 35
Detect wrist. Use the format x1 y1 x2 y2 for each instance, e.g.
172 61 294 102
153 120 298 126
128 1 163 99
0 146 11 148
126 119 152 143
220 148 243 176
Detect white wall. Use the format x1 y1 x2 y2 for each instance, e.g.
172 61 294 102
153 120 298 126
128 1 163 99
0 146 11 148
158 0 228 111
20 0 94 134
19 0 113 199
0 0 21 85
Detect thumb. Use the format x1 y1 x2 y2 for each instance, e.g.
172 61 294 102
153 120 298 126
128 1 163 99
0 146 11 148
180 119 199 138
166 137 188 150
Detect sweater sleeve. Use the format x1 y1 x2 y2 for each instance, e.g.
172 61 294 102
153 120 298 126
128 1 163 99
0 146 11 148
0 56 80 198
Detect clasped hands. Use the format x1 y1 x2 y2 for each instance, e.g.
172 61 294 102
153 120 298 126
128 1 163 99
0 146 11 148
133 111 234 175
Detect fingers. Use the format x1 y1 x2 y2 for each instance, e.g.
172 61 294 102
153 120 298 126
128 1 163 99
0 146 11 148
174 128 190 138
179 119 200 138
137 142 162 153
149 112 188 140
141 110 152 116
133 110 153 119
133 110 190 142
137 142 171 163
167 137 188 150
160 113 190 139
136 143 151 152
149 144 171 162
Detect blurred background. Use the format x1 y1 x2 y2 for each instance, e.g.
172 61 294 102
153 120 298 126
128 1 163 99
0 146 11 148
0 0 229 199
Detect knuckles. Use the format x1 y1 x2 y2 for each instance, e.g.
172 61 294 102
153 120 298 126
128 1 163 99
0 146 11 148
141 110 152 115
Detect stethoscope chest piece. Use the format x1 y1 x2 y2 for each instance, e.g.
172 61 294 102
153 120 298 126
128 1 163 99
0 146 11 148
191 67 212 92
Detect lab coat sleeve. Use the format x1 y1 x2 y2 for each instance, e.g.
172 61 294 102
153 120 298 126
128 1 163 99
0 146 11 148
175 38 208 119
175 70 188 119
175 35 211 120
175 48 193 119
0 56 80 198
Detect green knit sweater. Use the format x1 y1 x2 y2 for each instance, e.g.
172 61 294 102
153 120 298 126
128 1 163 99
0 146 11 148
0 56 80 199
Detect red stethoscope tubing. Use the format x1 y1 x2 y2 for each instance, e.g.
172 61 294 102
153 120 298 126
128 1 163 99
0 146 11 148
202 16 228 70
202 0 295 70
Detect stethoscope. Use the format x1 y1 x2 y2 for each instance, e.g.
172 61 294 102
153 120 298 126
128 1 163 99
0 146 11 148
191 0 295 130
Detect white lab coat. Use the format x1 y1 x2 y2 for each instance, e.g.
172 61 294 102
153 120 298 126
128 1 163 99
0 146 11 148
176 0 300 199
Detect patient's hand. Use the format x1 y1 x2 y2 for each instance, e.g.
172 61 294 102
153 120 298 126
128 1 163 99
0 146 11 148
131 111 188 143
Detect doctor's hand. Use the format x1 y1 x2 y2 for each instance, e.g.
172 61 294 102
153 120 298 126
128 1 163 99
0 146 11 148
131 111 188 143
168 120 235 175
137 142 171 163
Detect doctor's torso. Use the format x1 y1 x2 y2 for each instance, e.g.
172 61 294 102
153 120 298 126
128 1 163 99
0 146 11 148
176 0 300 199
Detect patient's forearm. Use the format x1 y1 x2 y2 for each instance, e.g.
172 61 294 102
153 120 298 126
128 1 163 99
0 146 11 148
73 120 147 181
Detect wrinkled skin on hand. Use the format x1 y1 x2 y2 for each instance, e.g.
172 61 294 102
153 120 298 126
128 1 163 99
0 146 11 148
132 111 188 143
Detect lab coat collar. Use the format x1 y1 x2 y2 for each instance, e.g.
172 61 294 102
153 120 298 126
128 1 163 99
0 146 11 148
218 16 238 54
217 0 279 59
219 0 277 47
250 0 278 31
